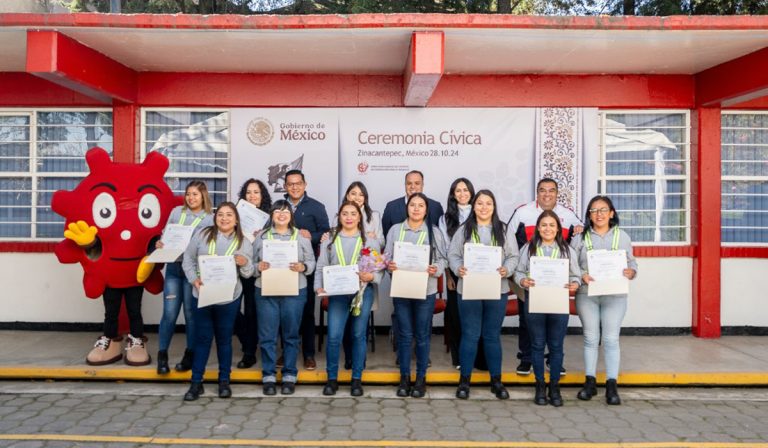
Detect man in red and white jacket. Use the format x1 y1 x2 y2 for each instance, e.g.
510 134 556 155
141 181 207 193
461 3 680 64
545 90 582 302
508 178 583 376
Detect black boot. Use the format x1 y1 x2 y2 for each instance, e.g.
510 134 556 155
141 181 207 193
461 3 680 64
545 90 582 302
548 382 563 407
396 374 411 397
156 350 170 375
455 375 470 400
577 375 597 401
218 380 232 399
350 379 364 397
490 376 509 400
323 380 338 396
411 376 426 398
183 382 204 401
175 349 194 372
237 354 257 369
534 380 548 406
606 379 622 405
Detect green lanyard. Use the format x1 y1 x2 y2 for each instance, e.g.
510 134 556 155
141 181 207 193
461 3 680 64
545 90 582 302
399 223 427 245
584 227 620 251
334 235 363 267
536 245 560 259
267 228 298 241
208 237 239 256
180 210 205 228
471 229 497 246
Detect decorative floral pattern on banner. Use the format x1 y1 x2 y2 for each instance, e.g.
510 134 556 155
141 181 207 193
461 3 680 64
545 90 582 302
535 108 582 216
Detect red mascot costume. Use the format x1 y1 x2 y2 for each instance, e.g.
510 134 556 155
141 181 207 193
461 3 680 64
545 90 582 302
52 148 180 366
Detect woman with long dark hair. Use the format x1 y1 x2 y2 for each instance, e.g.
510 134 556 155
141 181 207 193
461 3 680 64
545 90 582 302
234 178 272 370
181 202 254 401
514 210 581 407
572 195 637 405
438 178 475 369
448 189 519 400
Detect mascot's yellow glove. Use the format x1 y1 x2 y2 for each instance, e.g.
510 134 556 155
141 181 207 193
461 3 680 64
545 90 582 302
64 220 98 247
136 256 155 283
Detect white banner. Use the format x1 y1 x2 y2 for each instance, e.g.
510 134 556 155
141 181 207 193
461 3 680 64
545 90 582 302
230 109 339 213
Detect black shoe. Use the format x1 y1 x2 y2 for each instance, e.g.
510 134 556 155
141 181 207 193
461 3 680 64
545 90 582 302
396 374 411 397
156 350 170 375
516 361 532 375
350 379 364 397
323 380 338 396
411 377 426 398
606 379 622 405
183 382 204 401
344 359 352 370
490 376 509 400
236 354 257 369
534 380 548 406
455 375 470 400
218 380 232 399
577 375 598 401
548 382 563 407
281 382 295 395
175 349 194 372
263 382 277 396
545 358 566 376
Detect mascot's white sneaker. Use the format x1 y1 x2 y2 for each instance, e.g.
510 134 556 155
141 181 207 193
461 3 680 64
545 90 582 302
86 336 123 366
124 334 151 366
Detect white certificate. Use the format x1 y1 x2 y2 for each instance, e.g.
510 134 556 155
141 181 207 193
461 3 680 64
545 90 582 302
587 250 629 296
322 265 360 296
529 256 569 288
261 269 299 297
262 240 298 270
529 286 570 314
197 255 237 308
393 241 430 272
391 270 429 299
146 224 195 263
462 273 502 300
463 243 502 274
236 199 270 243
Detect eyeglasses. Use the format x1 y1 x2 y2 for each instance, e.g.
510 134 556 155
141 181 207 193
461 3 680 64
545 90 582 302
589 207 611 215
273 209 292 215
285 182 304 188
537 188 557 194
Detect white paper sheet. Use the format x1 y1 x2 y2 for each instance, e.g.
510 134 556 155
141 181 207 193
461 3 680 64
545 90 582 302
322 265 360 296
236 199 270 243
197 255 237 307
587 250 630 296
393 241 430 272
261 269 299 296
146 224 195 263
262 240 298 269
463 243 502 274
462 273 502 300
529 256 569 288
390 270 429 299
529 286 570 314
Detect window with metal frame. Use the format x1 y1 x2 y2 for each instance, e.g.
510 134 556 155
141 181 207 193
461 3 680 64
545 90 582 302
140 109 229 207
598 111 690 244
721 111 768 245
0 110 113 240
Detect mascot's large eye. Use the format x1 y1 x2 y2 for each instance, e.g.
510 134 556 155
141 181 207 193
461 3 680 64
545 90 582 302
138 193 161 228
92 192 117 228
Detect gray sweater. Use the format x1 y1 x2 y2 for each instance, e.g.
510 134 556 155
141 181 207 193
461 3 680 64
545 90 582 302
513 242 582 288
447 223 520 295
251 227 316 290
570 226 637 297
314 232 383 292
182 229 255 300
384 221 448 296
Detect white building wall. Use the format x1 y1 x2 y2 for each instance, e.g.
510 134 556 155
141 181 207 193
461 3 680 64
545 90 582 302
721 259 768 327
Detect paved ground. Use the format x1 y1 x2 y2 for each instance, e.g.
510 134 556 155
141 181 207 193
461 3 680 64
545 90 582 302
1 382 767 447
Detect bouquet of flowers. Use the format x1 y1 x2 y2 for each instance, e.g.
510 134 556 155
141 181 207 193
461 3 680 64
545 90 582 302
352 247 388 316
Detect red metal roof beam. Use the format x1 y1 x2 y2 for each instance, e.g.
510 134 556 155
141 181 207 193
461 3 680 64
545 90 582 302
695 46 768 107
25 30 137 104
403 31 444 107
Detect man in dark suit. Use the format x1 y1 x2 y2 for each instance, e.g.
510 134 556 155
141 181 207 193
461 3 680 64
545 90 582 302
382 170 444 236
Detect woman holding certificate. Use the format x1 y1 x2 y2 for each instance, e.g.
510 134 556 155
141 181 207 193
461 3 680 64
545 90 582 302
235 178 272 370
571 195 637 405
156 181 213 375
181 202 254 401
514 210 580 407
448 190 518 400
384 193 446 398
316 201 383 397
253 199 315 396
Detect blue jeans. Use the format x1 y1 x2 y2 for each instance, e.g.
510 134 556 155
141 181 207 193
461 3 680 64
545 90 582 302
576 293 627 379
191 296 241 383
158 262 196 352
257 287 307 383
527 292 569 384
458 293 508 378
393 293 436 378
326 285 374 381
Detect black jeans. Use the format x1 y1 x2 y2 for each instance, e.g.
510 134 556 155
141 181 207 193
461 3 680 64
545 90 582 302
103 286 144 339
517 295 531 362
300 274 317 359
234 276 258 357
444 272 461 366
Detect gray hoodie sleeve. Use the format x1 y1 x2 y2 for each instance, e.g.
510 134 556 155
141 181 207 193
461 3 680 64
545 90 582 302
501 225 520 278
235 241 254 278
298 235 316 276
448 225 467 276
431 227 448 278
314 239 332 291
513 243 532 287
182 233 203 282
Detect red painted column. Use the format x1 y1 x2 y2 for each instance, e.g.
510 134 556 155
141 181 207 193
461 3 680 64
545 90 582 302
112 103 139 163
403 31 444 107
691 107 721 337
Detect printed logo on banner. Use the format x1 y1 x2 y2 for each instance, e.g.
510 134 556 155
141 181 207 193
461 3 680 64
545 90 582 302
357 161 369 174
267 154 304 193
247 118 274 146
